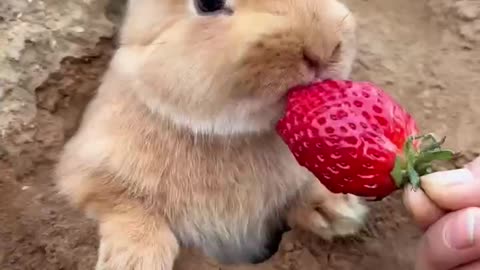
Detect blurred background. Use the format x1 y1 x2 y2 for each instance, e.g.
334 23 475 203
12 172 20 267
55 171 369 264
0 0 478 269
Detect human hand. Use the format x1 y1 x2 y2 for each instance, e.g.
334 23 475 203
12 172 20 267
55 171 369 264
404 157 480 270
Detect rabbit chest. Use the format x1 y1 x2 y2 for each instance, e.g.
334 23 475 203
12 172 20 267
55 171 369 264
149 133 311 264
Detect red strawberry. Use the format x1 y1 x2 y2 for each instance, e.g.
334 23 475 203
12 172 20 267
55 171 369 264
276 80 453 199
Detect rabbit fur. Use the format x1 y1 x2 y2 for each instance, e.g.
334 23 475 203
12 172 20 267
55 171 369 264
56 0 368 269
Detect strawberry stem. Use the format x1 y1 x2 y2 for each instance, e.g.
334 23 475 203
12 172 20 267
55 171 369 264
391 134 454 189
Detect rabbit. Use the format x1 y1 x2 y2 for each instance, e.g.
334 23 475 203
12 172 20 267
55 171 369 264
55 0 369 269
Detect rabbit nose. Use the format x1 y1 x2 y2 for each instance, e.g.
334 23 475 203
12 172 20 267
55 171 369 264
302 48 323 78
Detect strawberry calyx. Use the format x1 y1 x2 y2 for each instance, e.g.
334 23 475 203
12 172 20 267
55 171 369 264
391 134 455 190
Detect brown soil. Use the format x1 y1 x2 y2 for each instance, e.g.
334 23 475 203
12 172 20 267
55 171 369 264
1 0 479 269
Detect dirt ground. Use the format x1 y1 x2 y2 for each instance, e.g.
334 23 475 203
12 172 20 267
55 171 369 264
1 0 479 269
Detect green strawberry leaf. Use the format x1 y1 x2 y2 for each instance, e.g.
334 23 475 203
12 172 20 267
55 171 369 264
395 135 455 191
407 162 421 189
416 150 454 166
418 134 447 152
391 156 406 188
415 162 433 175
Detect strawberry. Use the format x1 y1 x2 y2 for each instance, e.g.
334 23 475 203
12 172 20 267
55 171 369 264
276 80 454 199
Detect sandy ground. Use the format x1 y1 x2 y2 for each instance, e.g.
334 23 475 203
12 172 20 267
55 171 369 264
1 0 479 269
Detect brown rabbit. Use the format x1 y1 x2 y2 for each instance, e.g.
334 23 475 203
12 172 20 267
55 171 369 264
56 0 368 269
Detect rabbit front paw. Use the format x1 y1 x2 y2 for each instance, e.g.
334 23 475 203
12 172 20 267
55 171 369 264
95 214 179 270
289 182 368 240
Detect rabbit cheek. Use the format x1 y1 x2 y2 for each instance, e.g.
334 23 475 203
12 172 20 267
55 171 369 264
230 32 313 102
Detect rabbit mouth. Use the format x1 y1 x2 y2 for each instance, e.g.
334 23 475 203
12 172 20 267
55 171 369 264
302 49 351 84
302 68 351 89
315 72 350 82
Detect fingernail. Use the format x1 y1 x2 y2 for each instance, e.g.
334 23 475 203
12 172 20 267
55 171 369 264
444 209 480 249
422 169 475 187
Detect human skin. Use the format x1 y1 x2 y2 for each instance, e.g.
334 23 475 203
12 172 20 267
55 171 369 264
404 157 480 270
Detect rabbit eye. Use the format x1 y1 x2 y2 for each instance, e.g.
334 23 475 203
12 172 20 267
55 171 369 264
195 0 231 15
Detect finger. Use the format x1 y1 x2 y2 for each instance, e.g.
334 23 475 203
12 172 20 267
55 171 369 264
454 260 480 270
421 169 480 211
416 207 480 270
403 186 446 229
465 156 480 177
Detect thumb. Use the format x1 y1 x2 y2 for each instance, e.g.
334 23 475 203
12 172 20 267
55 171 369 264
416 207 480 270
420 168 480 211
